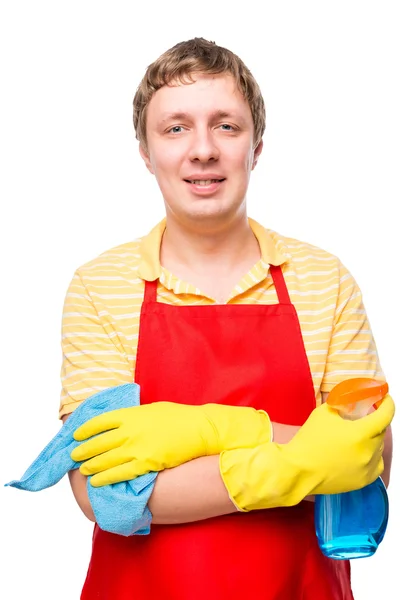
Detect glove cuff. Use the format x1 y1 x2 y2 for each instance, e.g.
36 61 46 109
219 443 317 511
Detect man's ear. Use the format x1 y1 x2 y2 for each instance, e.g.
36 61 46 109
252 139 263 170
139 143 155 174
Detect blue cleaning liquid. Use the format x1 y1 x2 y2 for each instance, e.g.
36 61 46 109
315 477 388 560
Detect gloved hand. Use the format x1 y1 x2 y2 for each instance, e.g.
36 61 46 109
71 402 272 486
220 393 395 511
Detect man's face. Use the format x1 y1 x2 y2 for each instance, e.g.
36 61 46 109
140 73 263 229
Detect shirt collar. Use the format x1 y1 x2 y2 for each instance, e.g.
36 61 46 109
137 217 289 281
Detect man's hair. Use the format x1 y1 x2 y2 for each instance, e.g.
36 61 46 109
133 37 266 152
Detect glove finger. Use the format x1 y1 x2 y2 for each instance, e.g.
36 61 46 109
362 394 395 437
89 460 150 487
71 428 124 462
79 444 136 476
73 409 126 441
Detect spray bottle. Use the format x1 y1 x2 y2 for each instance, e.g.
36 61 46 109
315 378 389 559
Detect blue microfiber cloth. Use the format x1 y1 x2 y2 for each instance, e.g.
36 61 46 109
5 383 157 536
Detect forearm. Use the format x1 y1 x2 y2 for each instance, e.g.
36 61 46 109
66 453 234 525
149 455 238 524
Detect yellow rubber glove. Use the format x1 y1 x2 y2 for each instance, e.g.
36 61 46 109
71 402 272 486
220 394 395 511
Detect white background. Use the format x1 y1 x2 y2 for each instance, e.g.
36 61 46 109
1 1 399 598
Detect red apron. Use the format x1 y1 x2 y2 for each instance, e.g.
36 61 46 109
81 266 353 599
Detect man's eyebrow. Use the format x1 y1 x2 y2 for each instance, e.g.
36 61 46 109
159 110 245 124
159 111 189 124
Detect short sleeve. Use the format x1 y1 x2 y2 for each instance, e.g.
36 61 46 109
59 270 132 418
321 261 385 393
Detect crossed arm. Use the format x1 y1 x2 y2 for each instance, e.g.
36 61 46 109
63 400 393 525
64 416 299 523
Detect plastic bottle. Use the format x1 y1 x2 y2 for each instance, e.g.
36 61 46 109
314 378 389 560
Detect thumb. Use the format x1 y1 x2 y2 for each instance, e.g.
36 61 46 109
361 394 395 437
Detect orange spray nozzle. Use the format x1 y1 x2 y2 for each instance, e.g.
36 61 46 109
327 378 388 417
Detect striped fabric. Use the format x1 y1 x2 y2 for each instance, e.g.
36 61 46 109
59 218 384 418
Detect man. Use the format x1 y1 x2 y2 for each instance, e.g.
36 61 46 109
61 38 394 599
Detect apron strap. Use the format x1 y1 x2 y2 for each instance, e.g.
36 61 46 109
269 265 291 304
143 280 158 304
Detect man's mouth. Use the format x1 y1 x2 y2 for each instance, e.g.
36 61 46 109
185 179 225 186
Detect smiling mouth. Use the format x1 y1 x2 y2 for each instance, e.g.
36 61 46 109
184 178 225 186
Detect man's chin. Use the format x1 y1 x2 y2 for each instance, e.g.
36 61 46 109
169 204 246 232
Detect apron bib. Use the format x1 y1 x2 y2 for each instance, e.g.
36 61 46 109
81 266 353 599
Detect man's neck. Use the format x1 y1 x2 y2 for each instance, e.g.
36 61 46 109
160 214 261 277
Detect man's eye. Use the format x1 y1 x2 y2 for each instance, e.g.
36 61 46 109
220 124 235 131
168 126 184 134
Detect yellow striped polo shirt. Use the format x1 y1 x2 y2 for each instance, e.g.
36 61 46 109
59 218 384 418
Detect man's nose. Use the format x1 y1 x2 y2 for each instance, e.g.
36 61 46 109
188 130 220 162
